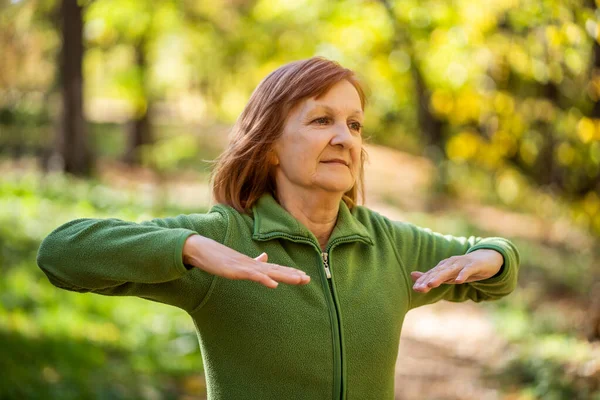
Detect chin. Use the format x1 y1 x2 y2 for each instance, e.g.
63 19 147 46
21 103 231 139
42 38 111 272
316 180 355 194
311 171 355 193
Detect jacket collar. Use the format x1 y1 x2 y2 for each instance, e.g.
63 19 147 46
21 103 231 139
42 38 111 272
251 193 373 247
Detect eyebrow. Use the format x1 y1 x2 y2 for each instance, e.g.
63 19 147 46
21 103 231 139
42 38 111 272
309 104 363 118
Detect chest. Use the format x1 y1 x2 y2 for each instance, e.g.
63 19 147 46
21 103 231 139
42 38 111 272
196 239 409 358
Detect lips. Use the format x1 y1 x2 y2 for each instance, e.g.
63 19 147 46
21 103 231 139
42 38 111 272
321 159 349 166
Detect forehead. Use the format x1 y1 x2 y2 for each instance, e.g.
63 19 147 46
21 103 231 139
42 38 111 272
296 80 363 117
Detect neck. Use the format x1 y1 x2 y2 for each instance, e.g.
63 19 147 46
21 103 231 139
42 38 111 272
275 187 341 250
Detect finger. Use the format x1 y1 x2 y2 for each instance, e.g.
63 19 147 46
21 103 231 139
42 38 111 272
268 270 310 285
414 259 453 287
263 262 309 276
424 266 457 289
414 260 460 291
431 256 459 271
414 270 451 292
441 276 459 284
252 254 310 277
253 257 310 285
263 265 310 285
254 252 268 262
429 260 466 286
410 271 424 282
245 269 279 289
454 265 473 283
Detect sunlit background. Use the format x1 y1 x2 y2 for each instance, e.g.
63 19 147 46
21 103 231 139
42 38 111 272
1 0 599 399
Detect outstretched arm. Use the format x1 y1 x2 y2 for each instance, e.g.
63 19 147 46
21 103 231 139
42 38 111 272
384 219 520 310
37 209 310 313
36 212 227 313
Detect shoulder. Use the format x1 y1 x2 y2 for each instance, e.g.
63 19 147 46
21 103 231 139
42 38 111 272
202 203 255 240
351 205 435 246
208 203 253 225
350 204 413 238
182 204 252 244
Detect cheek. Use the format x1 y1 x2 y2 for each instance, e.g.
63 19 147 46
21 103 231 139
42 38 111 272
288 134 327 161
352 144 362 162
276 138 315 177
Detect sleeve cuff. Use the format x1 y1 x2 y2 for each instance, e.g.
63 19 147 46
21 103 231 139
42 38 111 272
466 243 512 285
173 230 198 274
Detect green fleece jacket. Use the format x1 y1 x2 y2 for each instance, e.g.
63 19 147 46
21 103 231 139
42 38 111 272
37 192 520 400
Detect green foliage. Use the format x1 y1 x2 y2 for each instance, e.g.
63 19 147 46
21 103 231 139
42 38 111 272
0 171 208 399
3 0 600 236
495 335 600 400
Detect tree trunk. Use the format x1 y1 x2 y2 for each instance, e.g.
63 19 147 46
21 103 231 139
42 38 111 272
378 0 445 149
123 38 153 165
57 0 92 175
412 65 444 147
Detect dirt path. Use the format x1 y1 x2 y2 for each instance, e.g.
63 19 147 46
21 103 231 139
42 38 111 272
394 302 509 400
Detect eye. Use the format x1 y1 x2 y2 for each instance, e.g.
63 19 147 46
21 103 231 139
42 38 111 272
312 117 331 125
349 121 363 132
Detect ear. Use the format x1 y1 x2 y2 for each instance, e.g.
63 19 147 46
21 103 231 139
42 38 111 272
268 150 279 166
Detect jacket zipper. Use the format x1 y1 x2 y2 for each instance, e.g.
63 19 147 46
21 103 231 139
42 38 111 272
257 232 365 400
322 250 343 400
322 252 332 278
322 236 368 400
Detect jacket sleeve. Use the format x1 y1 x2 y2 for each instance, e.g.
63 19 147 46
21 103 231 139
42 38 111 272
384 218 520 310
36 209 229 314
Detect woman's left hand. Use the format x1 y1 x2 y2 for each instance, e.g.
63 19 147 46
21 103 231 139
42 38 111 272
411 249 504 293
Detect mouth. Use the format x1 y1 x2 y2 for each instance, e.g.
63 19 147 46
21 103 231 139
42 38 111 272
321 159 349 166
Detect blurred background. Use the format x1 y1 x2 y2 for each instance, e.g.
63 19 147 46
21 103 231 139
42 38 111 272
1 0 599 398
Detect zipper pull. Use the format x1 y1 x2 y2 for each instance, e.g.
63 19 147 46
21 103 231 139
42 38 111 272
321 252 332 279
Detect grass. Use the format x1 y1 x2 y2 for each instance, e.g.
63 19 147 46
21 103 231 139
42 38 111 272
0 169 207 399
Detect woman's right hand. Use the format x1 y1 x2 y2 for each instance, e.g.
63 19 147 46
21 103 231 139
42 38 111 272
183 234 310 289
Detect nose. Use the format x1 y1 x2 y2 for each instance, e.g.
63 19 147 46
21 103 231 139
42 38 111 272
330 123 356 149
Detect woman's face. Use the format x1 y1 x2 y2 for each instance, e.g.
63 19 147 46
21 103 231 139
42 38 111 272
272 79 363 197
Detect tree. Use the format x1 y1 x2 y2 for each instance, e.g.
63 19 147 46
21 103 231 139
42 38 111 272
122 31 152 165
56 0 93 175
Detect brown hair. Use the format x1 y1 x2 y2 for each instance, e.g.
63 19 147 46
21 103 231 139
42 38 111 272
211 56 368 213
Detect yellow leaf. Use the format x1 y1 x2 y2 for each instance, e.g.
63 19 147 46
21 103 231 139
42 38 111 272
577 117 595 143
556 142 575 166
446 131 480 162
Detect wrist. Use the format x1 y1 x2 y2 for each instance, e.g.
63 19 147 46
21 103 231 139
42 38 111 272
182 234 201 266
182 234 216 272
477 249 504 274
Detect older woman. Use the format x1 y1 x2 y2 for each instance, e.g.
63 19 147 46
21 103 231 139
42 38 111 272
37 57 520 400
